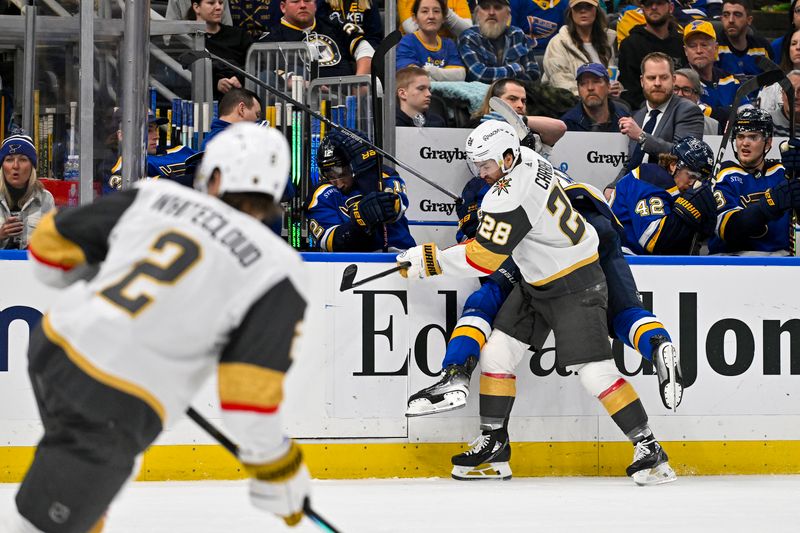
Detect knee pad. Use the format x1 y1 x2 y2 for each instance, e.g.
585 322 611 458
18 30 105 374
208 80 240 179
569 359 621 398
480 329 529 375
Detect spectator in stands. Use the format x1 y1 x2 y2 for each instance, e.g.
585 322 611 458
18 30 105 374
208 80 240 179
202 88 263 149
0 135 54 250
610 136 717 254
618 0 686 109
613 52 704 187
710 108 800 255
683 20 738 127
716 0 773 76
399 0 472 39
766 70 800 138
543 0 619 97
509 0 568 52
307 130 416 252
167 0 232 25
457 0 540 83
104 111 197 194
189 0 253 97
396 66 447 127
758 28 800 112
470 78 567 149
674 68 720 135
561 63 631 132
770 0 800 61
264 0 374 76
396 0 466 81
227 0 281 38
317 0 384 50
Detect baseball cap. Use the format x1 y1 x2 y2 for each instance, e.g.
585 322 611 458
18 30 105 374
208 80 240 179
477 0 510 7
569 0 599 8
113 108 169 127
683 20 716 43
576 63 609 81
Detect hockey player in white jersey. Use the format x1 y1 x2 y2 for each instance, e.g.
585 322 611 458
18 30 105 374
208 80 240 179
397 121 676 486
7 123 311 532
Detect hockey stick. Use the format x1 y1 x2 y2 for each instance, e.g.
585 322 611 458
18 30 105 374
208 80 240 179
339 261 411 291
178 50 461 202
370 31 402 252
712 66 785 179
185 407 341 533
488 96 529 140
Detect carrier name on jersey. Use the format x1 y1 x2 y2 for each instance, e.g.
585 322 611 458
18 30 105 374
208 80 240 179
150 192 262 267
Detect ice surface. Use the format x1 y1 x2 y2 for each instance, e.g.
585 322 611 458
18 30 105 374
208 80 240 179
1 476 798 532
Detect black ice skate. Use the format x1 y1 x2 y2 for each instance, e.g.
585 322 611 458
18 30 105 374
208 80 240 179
451 427 512 481
650 335 683 411
626 437 677 486
405 357 477 417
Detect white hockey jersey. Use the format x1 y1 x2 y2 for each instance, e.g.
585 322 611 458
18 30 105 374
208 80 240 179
439 147 600 294
29 180 308 428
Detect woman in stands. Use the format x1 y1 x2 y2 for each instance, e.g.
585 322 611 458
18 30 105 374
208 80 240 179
398 0 472 39
189 0 253 98
0 135 54 250
396 0 466 81
542 0 619 97
758 26 800 112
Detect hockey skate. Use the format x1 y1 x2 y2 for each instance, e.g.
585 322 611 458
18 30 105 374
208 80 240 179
626 437 677 486
651 335 683 411
451 427 512 481
405 357 477 417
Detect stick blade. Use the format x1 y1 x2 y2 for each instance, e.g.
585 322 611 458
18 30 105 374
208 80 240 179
177 50 211 70
339 264 358 292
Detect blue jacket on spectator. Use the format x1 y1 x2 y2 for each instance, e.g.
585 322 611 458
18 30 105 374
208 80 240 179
699 67 739 110
457 25 540 83
560 99 630 132
509 0 568 51
716 33 774 76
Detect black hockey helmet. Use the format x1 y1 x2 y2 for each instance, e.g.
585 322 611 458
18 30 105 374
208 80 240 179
733 108 774 139
671 136 714 179
317 134 351 182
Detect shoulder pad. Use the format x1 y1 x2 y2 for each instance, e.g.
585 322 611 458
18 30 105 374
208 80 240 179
307 183 337 209
637 163 674 190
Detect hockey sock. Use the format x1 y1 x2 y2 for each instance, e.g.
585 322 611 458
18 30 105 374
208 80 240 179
441 281 503 367
479 372 516 429
626 424 654 444
612 307 671 361
597 378 649 438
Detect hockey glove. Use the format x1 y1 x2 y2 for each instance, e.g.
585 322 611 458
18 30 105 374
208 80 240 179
397 242 442 279
246 441 310 527
349 192 401 231
672 182 717 236
758 178 800 219
456 202 479 241
780 139 800 178
520 131 543 153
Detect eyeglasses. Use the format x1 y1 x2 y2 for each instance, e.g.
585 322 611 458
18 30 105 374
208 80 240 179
673 86 697 96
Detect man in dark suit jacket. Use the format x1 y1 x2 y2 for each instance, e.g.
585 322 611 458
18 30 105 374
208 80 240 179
609 52 704 191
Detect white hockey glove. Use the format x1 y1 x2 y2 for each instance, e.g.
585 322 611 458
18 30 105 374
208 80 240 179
245 441 310 527
397 242 442 279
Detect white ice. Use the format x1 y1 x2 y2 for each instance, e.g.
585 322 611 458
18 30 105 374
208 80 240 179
1 476 798 532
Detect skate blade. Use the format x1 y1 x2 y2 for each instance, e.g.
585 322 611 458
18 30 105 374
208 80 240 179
451 462 512 481
632 462 677 486
660 382 684 411
405 391 467 418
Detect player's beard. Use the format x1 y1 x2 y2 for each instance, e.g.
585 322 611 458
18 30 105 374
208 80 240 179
480 19 506 40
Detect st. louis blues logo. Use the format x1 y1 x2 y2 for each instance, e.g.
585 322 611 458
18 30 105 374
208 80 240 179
7 144 21 154
492 176 512 196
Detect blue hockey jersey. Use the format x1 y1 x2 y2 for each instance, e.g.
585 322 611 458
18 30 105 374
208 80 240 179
716 33 773 76
396 32 464 71
510 0 568 51
102 145 197 194
609 164 679 255
709 161 791 254
306 167 416 251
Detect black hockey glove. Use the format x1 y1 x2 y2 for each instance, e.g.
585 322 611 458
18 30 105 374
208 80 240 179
780 138 800 178
349 192 401 231
520 131 542 153
672 183 717 236
456 202 479 241
758 178 800 220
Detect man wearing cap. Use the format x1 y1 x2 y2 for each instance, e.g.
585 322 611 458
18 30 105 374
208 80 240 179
457 0 540 83
683 19 739 123
618 0 686 109
103 110 197 194
561 63 631 132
